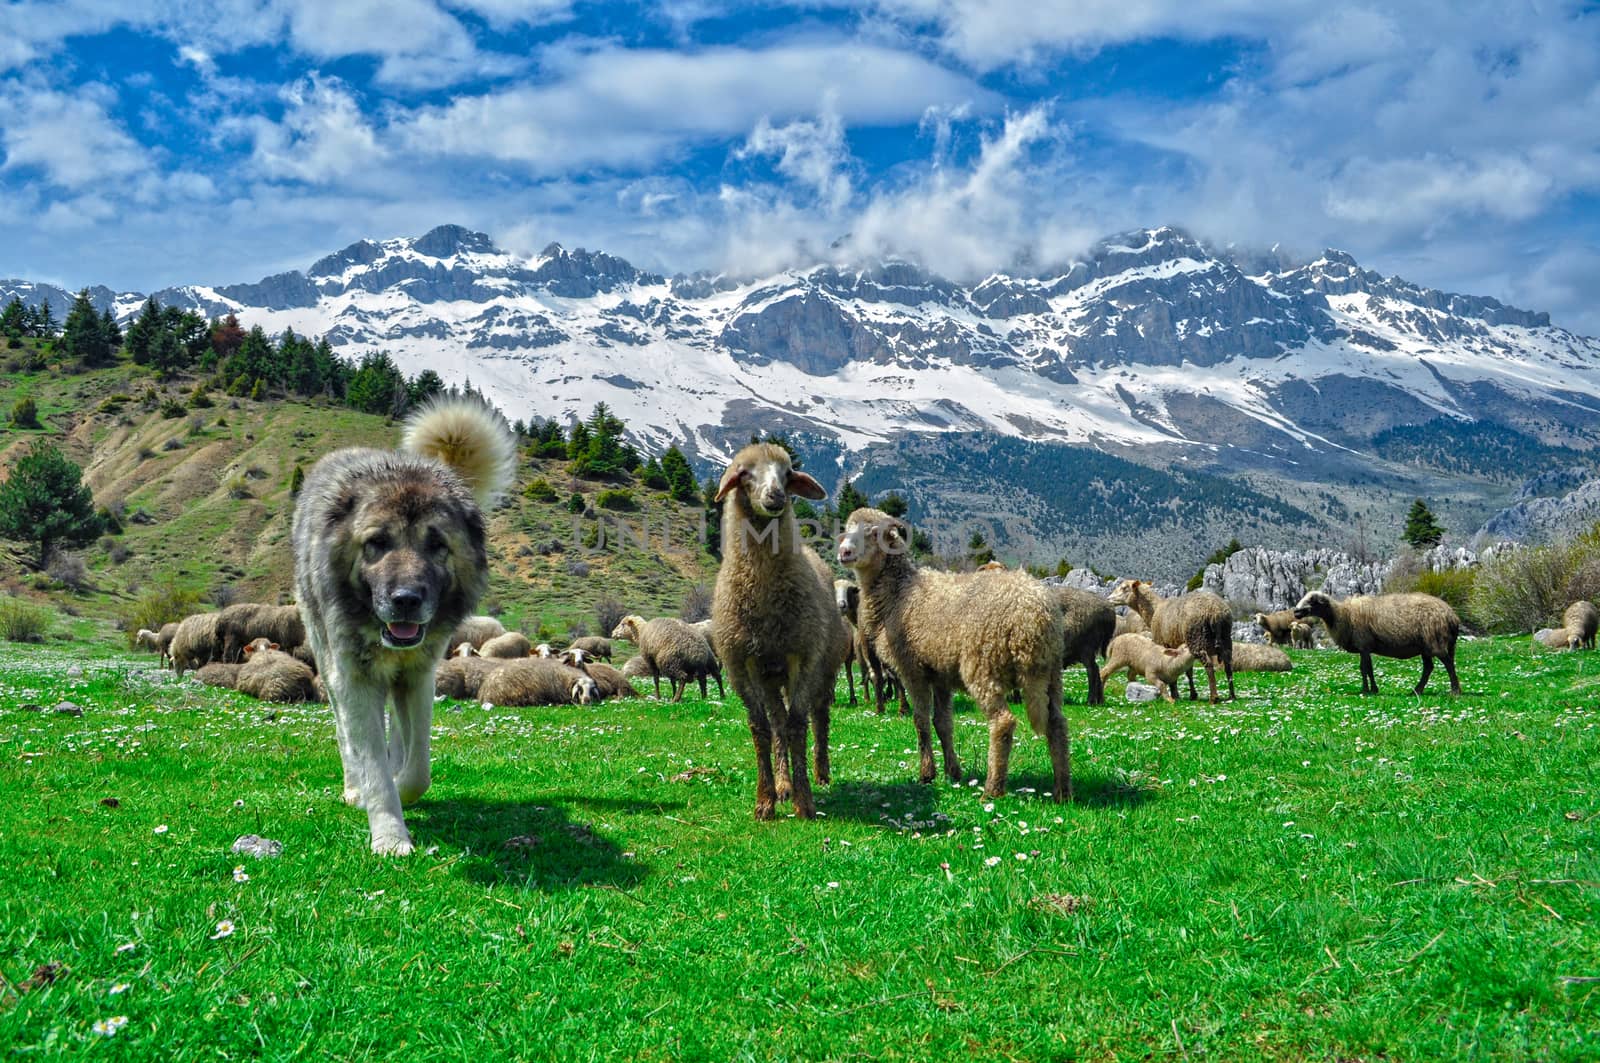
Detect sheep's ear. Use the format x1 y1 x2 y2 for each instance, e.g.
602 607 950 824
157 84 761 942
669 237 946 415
270 642 280 651
884 520 907 547
714 465 746 503
787 469 826 500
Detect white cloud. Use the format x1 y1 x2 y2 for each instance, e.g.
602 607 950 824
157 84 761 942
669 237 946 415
736 105 853 213
443 0 573 29
233 75 388 183
0 80 151 189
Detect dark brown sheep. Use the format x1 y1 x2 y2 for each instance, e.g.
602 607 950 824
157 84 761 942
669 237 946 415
1051 586 1116 706
1293 591 1460 695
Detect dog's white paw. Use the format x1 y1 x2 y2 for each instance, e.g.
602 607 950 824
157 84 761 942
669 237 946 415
341 787 365 808
370 830 414 857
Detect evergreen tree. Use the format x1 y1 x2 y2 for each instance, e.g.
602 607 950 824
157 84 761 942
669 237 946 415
281 330 320 395
0 442 103 567
345 352 408 416
149 327 185 380
1402 499 1445 548
224 325 276 389
61 289 115 366
878 492 909 519
835 478 869 519
566 420 591 461
409 369 445 406
126 297 163 365
639 457 669 489
312 338 347 398
33 300 57 337
660 445 698 503
10 397 40 428
1 297 28 338
967 531 995 566
702 476 723 557
99 308 122 355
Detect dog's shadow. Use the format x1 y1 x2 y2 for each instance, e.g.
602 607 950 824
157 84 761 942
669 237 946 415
408 794 681 892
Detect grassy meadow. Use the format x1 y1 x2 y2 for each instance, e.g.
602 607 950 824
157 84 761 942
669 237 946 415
1 638 1598 1060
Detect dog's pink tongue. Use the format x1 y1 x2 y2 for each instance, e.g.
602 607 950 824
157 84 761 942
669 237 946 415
387 622 420 640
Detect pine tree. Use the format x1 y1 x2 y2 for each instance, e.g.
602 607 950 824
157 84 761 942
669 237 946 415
61 289 114 366
99 308 122 356
835 478 869 519
149 327 185 380
0 442 103 567
0 297 27 338
967 531 995 566
661 445 698 503
289 465 305 496
33 300 57 338
878 492 909 519
1402 499 1445 548
125 297 163 365
409 369 445 406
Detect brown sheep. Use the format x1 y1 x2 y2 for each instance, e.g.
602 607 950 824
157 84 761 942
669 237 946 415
217 603 306 663
1532 627 1573 651
568 636 613 660
435 656 509 698
1099 633 1195 702
1108 580 1235 703
558 651 633 699
621 655 655 681
610 615 723 700
835 580 905 715
839 508 1070 802
1290 620 1316 649
1253 609 1298 646
1293 591 1460 695
1113 609 1147 638
155 622 179 668
236 638 320 703
1563 601 1598 650
1230 642 1292 672
478 659 600 706
478 631 534 659
135 628 163 653
712 444 851 820
1052 586 1116 706
169 612 221 676
448 615 506 655
195 662 242 689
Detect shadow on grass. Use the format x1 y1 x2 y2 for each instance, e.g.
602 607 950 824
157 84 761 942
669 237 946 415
819 778 942 825
407 795 653 892
1007 769 1161 809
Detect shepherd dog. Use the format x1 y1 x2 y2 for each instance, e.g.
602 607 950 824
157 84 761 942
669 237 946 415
292 394 515 855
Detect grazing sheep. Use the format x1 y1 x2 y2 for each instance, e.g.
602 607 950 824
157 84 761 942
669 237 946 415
1563 601 1598 650
1292 591 1461 695
155 622 179 668
1052 587 1116 706
195 662 242 689
1108 580 1234 703
478 659 600 707
478 631 534 659
1253 609 1299 647
169 612 221 676
1532 627 1573 651
610 615 724 700
1290 621 1316 649
1230 642 1293 672
236 638 320 703
568 636 613 660
448 615 506 655
435 656 509 699
1098 633 1195 702
1113 609 1147 638
135 628 162 653
712 443 852 820
839 508 1071 802
217 603 306 663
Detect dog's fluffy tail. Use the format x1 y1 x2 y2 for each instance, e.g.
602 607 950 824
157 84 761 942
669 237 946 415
402 394 517 506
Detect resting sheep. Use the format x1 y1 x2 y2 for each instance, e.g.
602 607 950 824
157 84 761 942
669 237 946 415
236 638 320 703
478 631 533 659
568 636 613 660
1563 601 1598 650
448 615 506 655
478 659 600 707
1108 580 1234 703
435 656 508 698
839 508 1071 802
1253 609 1299 647
1532 628 1572 651
1099 633 1195 702
559 650 634 699
1292 591 1460 695
610 615 723 700
621 655 655 681
217 603 306 663
1230 642 1292 672
712 443 851 820
195 662 242 689
1052 586 1116 706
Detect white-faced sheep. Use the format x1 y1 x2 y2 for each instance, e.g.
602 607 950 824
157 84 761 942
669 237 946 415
1253 609 1299 647
1292 591 1460 695
1099 633 1195 702
712 444 851 820
839 508 1071 802
1051 587 1116 706
236 638 320 703
1108 580 1235 703
568 636 613 660
478 659 600 707
448 615 506 655
1230 642 1292 672
435 656 508 699
1290 620 1316 649
135 628 163 653
478 631 534 659
169 612 221 676
1563 601 1598 650
217 603 306 663
559 649 634 699
610 615 724 700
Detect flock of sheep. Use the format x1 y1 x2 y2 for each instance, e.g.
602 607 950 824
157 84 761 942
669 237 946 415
129 440 1600 822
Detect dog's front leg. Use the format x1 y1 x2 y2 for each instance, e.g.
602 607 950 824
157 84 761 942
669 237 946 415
391 671 434 805
332 672 413 856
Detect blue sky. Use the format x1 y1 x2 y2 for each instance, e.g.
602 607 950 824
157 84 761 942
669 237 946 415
2 0 1599 333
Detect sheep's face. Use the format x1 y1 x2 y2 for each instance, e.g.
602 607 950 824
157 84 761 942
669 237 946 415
610 616 643 642
837 509 907 572
1292 592 1331 620
242 638 279 659
715 443 825 519
453 642 476 658
1107 579 1141 607
534 643 553 657
561 648 586 668
570 676 601 705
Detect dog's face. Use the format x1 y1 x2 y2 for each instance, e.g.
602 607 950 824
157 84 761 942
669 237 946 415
338 489 482 651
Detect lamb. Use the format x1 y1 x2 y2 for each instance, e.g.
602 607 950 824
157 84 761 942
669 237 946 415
1532 628 1572 651
610 615 724 700
478 659 600 707
839 508 1071 802
1098 633 1195 702
621 655 655 681
169 612 222 676
1563 601 1598 650
236 638 320 703
1230 642 1292 672
568 636 613 660
1253 609 1299 646
135 628 163 654
712 443 852 820
478 631 534 659
1052 587 1116 706
1292 591 1461 695
448 615 506 655
1290 621 1316 649
835 579 904 714
834 579 863 706
435 656 509 699
1107 580 1235 703
217 603 305 663
195 662 242 689
1112 609 1147 638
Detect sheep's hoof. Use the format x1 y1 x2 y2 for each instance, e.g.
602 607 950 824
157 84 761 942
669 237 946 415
793 799 817 819
754 800 776 821
774 780 792 802
814 769 831 786
918 766 937 785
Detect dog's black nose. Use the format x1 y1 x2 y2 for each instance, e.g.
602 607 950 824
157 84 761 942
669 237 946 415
390 587 424 615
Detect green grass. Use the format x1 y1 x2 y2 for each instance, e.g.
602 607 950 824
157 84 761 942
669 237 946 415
1 639 1597 1060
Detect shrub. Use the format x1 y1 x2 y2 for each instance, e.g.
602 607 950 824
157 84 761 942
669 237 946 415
46 551 90 592
225 474 252 500
523 477 558 502
97 393 131 414
568 492 587 514
10 396 40 428
0 599 51 642
565 560 591 577
188 414 206 436
1467 542 1579 634
188 385 213 409
160 398 186 419
566 618 589 639
108 542 132 564
1414 568 1477 619
595 596 627 639
680 583 712 622
596 489 637 512
162 437 184 451
96 505 124 535
119 585 203 648
137 446 157 461
289 465 305 496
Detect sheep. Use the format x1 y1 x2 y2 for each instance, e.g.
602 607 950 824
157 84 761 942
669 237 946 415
835 579 905 714
155 622 179 668
1253 609 1299 646
478 631 534 659
1230 642 1292 672
169 612 222 676
1112 609 1147 638
1098 633 1195 702
712 443 852 820
1107 580 1234 703
533 643 552 658
1292 591 1461 695
610 615 724 700
135 628 163 654
558 649 634 699
448 615 506 655
453 641 479 658
217 603 306 663
1532 627 1573 651
236 638 320 703
1563 601 1598 650
839 508 1071 802
195 662 242 689
1052 587 1116 706
621 655 655 681
568 636 613 660
435 656 509 699
478 659 600 707
1290 621 1316 649
834 579 862 706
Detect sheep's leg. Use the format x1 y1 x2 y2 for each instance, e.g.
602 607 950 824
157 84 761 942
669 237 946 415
932 686 960 783
744 699 779 821
1084 654 1104 706
698 675 708 699
1360 652 1377 694
715 671 725 698
977 690 1017 800
1031 670 1071 803
652 674 662 698
1185 664 1199 701
844 658 857 706
904 678 939 784
1202 656 1220 704
1150 669 1175 702
1415 654 1434 696
811 668 833 786
1443 652 1461 694
781 709 816 819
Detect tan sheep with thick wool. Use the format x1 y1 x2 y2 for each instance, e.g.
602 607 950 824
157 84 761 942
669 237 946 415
448 615 506 655
1253 609 1299 646
839 508 1071 802
435 656 508 698
610 615 723 699
1292 591 1460 695
712 444 850 820
1563 601 1598 650
1108 580 1235 702
169 612 222 676
217 603 306 663
236 638 320 703
1230 642 1293 672
477 631 534 659
1050 586 1116 706
1099 633 1194 702
478 659 600 706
